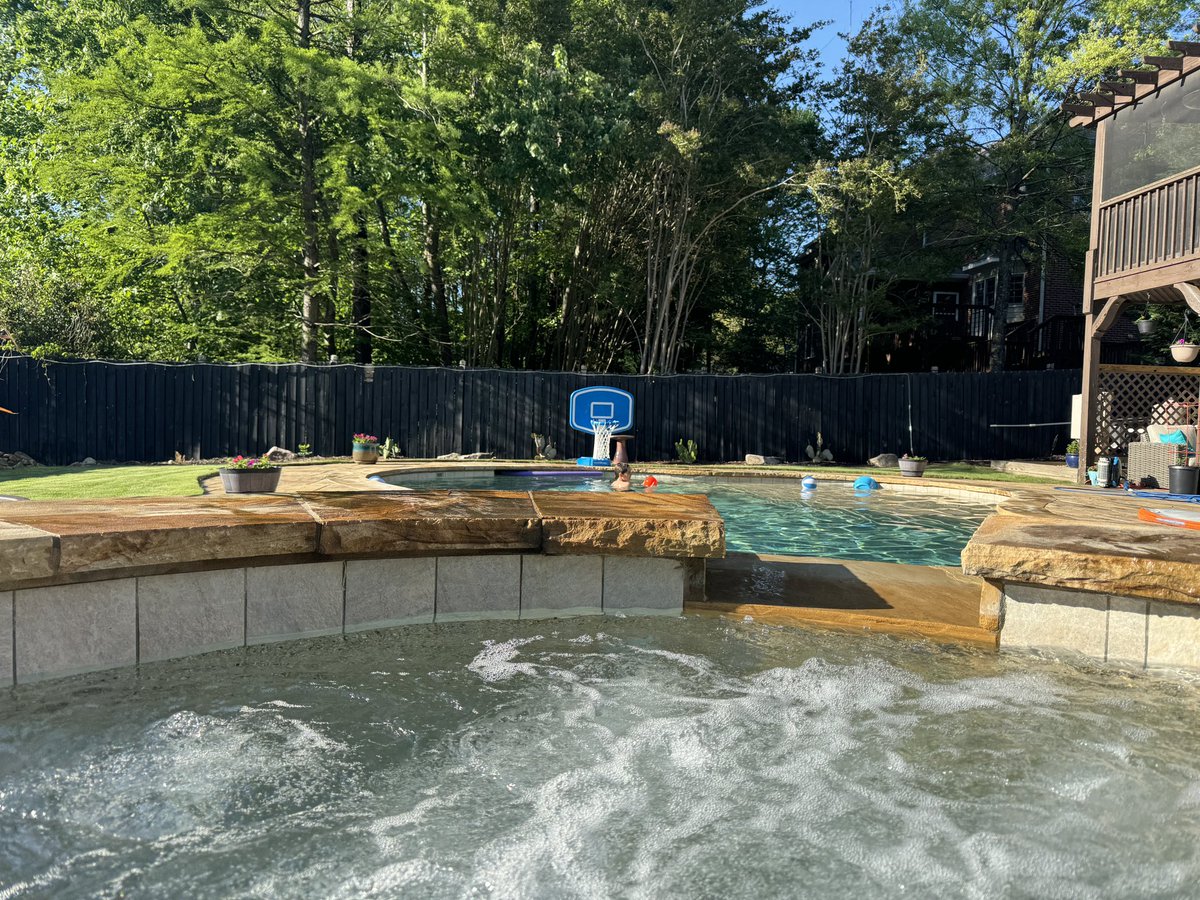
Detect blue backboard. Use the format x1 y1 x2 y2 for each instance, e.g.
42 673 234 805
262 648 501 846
569 386 634 434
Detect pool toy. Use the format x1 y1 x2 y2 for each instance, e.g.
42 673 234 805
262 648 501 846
1138 507 1200 529
643 474 658 493
801 475 818 490
853 476 881 492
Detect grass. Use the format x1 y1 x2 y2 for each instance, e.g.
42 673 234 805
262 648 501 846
0 465 218 500
632 461 1067 485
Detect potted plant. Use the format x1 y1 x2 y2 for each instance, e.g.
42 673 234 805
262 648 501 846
1171 338 1200 364
352 432 379 464
219 455 282 494
1065 439 1080 469
899 454 928 477
1134 315 1154 336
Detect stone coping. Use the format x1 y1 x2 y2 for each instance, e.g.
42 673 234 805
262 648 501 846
962 486 1200 607
0 490 724 591
337 460 1199 610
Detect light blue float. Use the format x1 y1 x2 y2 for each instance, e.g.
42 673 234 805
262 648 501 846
853 476 881 492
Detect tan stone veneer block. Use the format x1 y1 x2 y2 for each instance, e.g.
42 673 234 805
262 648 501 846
344 558 436 631
0 523 57 585
0 591 11 686
533 493 725 559
999 583 1107 657
1147 602 1200 671
0 496 319 579
1106 595 1149 667
301 491 541 556
15 580 136 682
435 555 521 622
520 555 603 619
602 556 685 616
245 561 345 644
138 569 246 663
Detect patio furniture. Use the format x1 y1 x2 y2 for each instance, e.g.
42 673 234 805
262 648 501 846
1126 423 1197 487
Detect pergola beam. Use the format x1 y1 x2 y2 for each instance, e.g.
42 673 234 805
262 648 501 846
1176 282 1200 316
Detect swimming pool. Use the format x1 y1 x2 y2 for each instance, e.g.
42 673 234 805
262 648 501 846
2 618 1198 898
377 471 995 567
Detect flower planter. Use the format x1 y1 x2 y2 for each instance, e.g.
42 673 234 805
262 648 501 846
1168 465 1200 495
219 467 281 494
352 443 379 465
898 459 928 477
1135 318 1154 336
1170 343 1200 364
1065 453 1079 469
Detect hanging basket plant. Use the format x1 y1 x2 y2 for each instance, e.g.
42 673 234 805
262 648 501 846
1171 340 1200 363
1135 317 1155 336
1170 312 1198 363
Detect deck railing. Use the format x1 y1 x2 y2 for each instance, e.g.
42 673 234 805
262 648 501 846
1096 165 1200 281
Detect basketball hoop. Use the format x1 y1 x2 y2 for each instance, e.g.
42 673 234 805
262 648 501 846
591 418 617 463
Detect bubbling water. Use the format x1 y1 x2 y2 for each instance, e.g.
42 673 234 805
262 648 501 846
2 618 1200 898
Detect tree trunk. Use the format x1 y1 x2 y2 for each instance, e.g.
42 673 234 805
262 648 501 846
989 240 1015 372
297 0 320 363
422 203 452 365
350 213 371 363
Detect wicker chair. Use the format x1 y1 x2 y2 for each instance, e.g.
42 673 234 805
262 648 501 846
1126 424 1197 487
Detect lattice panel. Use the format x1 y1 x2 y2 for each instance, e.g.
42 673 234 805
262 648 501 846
1093 366 1200 454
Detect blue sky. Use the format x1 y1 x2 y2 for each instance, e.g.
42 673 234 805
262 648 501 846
766 0 858 71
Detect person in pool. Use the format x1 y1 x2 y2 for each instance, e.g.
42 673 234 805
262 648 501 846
612 462 633 491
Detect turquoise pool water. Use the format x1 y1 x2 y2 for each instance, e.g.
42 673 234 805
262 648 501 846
378 472 994 567
3 618 1199 898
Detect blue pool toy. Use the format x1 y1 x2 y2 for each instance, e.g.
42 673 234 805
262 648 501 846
853 476 881 492
801 475 818 490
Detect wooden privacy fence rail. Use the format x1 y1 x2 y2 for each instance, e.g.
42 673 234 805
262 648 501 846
0 357 1081 466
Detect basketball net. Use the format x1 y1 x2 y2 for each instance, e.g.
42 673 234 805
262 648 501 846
591 418 616 462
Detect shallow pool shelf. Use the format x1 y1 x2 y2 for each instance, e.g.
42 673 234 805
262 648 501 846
693 553 998 647
0 491 723 685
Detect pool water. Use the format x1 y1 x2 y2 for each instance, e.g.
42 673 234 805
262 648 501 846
3 618 1199 898
380 472 994 566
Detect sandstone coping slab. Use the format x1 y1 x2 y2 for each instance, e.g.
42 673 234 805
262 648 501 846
531 492 725 558
298 490 541 556
0 488 723 592
962 504 1200 607
0 495 319 583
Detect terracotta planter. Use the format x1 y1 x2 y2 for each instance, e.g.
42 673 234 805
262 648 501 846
219 467 281 494
352 443 379 464
1170 343 1199 363
899 459 928 477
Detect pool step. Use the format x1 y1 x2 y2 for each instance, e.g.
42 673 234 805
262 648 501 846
690 553 998 648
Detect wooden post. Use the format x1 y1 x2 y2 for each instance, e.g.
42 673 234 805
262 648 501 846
1077 118 1107 484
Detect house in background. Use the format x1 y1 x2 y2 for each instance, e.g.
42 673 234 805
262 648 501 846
868 245 1142 372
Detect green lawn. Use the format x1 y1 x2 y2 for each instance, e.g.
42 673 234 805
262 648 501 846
637 461 1067 485
0 465 219 500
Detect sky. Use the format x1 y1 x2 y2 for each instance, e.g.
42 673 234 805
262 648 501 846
766 0 859 71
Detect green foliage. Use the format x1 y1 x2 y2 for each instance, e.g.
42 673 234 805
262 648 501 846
675 438 698 464
379 437 402 460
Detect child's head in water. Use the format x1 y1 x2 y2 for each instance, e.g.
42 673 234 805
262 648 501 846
612 462 632 490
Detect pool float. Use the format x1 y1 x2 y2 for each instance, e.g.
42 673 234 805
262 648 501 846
853 476 881 492
1138 507 1200 529
801 475 818 490
642 475 659 493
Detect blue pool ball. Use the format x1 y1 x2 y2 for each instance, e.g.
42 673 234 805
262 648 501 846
801 475 818 490
853 476 881 492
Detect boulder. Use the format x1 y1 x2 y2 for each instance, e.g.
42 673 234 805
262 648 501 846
264 446 297 463
745 454 782 466
82 456 97 466
869 453 900 468
436 452 462 460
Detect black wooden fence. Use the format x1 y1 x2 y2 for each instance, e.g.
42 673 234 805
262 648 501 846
0 357 1081 466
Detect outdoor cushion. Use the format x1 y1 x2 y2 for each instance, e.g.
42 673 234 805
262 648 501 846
1147 424 1198 448
1159 429 1191 446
